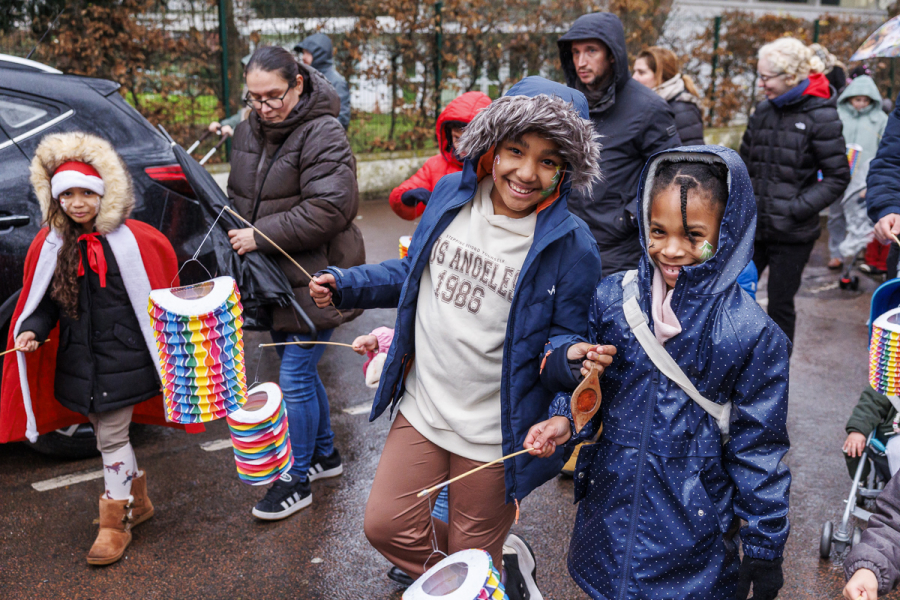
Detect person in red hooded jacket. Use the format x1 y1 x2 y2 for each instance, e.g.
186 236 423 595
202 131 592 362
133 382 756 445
389 91 491 220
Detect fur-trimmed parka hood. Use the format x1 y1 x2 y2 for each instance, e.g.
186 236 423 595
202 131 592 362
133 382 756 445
454 76 601 192
30 131 134 235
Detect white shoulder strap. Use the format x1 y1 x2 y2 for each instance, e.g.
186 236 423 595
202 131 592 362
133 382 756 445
621 270 731 443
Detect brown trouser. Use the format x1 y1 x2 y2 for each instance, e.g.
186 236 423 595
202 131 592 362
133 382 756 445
364 413 516 578
88 406 133 453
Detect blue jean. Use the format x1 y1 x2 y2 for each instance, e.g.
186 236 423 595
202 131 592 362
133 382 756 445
271 329 335 481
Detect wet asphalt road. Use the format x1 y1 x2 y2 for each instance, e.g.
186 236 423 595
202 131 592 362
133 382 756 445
0 199 897 599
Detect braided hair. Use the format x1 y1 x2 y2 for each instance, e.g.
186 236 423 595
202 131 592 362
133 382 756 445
649 160 728 240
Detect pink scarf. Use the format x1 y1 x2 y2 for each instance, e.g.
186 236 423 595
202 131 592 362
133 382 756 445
651 267 682 345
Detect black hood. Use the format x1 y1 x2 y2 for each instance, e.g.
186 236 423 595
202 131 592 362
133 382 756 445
294 33 334 71
558 12 629 92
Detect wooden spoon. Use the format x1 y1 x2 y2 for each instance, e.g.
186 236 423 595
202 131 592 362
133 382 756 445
571 364 602 433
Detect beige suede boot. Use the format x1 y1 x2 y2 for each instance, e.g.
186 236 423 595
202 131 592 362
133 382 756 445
129 471 154 527
86 496 132 566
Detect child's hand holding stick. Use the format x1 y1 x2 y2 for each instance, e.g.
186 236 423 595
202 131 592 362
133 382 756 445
310 273 337 308
525 416 573 458
351 334 379 355
6 332 46 355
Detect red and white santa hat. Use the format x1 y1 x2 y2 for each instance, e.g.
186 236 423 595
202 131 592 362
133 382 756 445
50 161 105 199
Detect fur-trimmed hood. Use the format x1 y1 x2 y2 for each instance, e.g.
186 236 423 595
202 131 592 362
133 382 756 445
30 131 134 235
454 76 601 192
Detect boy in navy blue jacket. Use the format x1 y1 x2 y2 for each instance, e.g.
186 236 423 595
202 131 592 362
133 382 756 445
310 77 602 598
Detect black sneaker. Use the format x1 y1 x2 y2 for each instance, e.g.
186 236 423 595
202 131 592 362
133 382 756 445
503 533 542 600
251 472 311 520
386 566 415 588
308 448 343 482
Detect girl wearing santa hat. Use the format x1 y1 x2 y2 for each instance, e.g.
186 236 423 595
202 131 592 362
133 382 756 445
0 131 186 566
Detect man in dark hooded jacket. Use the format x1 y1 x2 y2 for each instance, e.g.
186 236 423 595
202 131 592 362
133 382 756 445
295 33 351 130
558 12 681 275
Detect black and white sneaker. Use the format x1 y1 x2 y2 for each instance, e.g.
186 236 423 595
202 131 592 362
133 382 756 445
251 472 312 520
308 448 343 482
503 533 542 600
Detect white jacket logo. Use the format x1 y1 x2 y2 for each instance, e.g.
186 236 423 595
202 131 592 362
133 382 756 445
795 122 807 131
548 285 556 296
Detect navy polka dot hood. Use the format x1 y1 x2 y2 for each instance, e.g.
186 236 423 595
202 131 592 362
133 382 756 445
542 145 792 599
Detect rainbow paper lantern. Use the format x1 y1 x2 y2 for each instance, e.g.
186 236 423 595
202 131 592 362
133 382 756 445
226 382 293 485
847 144 862 177
870 308 900 396
148 277 248 424
403 549 508 600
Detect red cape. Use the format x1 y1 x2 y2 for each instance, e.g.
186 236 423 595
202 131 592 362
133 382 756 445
0 220 204 443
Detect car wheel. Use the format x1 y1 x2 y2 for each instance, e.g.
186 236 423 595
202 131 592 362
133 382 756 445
27 423 100 459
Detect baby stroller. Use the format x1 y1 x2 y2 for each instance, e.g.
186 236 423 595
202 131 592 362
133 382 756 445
819 430 890 558
819 278 900 557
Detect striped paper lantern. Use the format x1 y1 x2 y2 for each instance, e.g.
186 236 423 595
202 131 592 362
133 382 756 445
148 277 247 423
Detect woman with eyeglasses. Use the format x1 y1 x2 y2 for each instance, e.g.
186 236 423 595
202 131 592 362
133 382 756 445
225 45 365 520
739 37 850 348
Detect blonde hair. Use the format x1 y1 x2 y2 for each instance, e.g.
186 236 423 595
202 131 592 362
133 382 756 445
637 47 701 97
758 37 825 86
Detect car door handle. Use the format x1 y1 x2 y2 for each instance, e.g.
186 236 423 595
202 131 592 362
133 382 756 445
0 215 30 227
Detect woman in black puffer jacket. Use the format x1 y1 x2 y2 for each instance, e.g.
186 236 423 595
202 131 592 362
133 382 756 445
740 37 850 345
633 46 704 145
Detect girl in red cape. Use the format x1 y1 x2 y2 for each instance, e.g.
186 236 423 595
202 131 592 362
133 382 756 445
0 131 194 566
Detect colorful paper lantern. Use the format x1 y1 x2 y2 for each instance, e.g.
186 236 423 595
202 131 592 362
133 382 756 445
226 382 293 486
870 308 900 396
148 277 247 424
403 549 508 600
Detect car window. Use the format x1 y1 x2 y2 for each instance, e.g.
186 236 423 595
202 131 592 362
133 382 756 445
0 93 60 137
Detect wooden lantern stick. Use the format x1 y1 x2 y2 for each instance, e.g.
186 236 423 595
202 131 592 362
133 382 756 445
223 206 342 317
416 447 535 498
259 341 356 350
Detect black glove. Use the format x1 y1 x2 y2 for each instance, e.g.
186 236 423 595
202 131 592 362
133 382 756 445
401 187 431 207
735 556 783 600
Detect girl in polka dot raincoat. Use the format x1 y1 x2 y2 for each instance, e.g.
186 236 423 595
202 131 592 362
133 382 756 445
528 145 791 600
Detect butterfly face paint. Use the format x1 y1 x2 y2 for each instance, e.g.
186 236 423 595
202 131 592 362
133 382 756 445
540 167 563 198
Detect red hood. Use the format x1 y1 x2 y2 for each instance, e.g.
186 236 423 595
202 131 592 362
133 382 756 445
803 72 831 99
437 91 492 168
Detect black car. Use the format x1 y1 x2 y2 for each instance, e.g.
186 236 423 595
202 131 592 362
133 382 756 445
0 54 214 457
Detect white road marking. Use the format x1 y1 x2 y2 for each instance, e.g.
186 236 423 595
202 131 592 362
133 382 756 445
342 403 370 415
200 439 233 452
32 469 103 492
32 439 235 491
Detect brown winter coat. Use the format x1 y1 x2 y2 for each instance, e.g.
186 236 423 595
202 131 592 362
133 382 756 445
227 63 364 333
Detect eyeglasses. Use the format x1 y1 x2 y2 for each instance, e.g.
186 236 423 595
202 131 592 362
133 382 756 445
243 83 295 110
758 72 785 83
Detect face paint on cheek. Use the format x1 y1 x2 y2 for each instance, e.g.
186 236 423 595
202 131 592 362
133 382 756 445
540 167 562 198
699 240 715 262
59 198 67 213
492 155 500 183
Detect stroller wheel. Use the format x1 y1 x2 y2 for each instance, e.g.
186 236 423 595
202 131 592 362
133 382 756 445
839 277 851 290
850 276 860 291
852 526 862 547
820 521 833 558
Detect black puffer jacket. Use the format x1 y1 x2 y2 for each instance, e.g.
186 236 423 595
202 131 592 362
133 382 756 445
558 12 681 275
228 63 364 333
670 94 704 146
740 81 850 244
20 237 160 415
